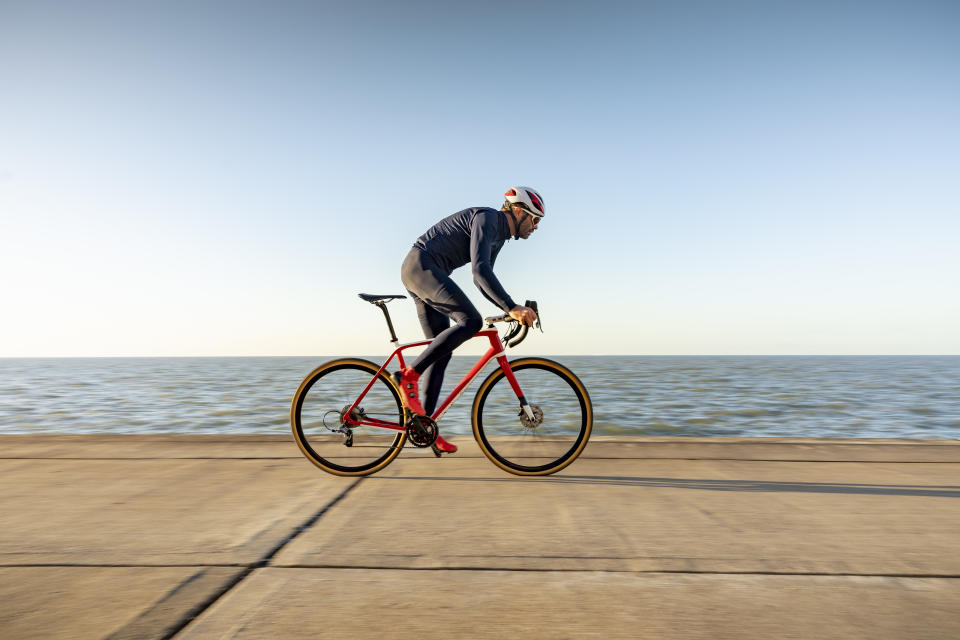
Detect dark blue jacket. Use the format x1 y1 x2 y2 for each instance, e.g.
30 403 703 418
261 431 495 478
413 207 516 311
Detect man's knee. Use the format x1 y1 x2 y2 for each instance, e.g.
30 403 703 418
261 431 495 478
459 312 483 335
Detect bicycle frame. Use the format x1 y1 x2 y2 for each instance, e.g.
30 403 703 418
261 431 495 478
342 328 526 431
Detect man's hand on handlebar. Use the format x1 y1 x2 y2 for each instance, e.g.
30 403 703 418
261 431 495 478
509 305 538 327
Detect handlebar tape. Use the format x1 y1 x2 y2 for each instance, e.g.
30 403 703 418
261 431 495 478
506 300 538 348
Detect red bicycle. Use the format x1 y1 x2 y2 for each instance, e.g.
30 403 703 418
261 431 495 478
291 293 593 476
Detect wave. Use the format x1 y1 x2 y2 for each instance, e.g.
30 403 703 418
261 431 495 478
2 356 959 439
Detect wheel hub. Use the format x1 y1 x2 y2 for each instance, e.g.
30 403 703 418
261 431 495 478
518 404 544 429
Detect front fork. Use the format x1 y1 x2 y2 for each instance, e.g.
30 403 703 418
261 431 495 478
496 355 535 419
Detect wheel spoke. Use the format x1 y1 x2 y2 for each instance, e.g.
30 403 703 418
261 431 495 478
473 359 591 475
292 360 405 475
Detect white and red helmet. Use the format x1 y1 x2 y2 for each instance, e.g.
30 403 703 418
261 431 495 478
504 186 545 218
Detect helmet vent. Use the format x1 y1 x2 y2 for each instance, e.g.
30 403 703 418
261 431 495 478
526 191 544 214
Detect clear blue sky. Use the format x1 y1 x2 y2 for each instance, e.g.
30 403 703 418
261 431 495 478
1 1 957 356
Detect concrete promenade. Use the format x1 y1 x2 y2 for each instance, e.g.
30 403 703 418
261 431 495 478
1 435 959 639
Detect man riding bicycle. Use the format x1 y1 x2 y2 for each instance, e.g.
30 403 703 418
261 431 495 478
394 186 544 454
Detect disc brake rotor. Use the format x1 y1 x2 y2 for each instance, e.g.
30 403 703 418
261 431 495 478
518 404 544 429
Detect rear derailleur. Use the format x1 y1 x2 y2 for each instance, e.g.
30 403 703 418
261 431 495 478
336 405 367 447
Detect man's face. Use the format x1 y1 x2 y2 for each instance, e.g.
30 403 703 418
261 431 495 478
516 207 541 239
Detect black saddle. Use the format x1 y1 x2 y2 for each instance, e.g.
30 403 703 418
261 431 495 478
358 293 407 304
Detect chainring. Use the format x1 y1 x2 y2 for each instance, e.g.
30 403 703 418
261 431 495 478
406 414 439 448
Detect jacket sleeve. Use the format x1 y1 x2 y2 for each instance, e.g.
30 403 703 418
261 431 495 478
470 211 516 312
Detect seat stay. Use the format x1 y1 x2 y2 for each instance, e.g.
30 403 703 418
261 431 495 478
342 342 429 424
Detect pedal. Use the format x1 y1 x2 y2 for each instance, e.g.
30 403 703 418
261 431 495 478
430 443 442 458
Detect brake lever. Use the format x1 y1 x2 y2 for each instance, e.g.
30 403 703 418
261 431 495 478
526 300 542 332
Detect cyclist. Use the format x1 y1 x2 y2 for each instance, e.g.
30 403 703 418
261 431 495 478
395 186 543 453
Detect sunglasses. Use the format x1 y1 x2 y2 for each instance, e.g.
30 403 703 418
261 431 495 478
519 205 544 222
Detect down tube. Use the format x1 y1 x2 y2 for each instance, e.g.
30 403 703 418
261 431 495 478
431 346 501 421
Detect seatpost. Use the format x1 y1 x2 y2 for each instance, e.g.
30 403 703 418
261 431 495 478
376 302 399 344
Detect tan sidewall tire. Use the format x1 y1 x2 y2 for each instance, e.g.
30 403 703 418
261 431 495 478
472 357 592 476
291 358 406 476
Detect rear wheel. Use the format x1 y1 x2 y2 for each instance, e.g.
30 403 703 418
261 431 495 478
472 358 592 476
291 358 406 476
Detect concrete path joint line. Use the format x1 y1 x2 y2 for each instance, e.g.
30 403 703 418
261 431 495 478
159 478 363 640
5 562 960 579
263 565 960 578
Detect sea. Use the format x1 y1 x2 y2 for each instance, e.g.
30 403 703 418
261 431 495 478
1 356 958 439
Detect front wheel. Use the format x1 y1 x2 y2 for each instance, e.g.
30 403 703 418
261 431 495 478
291 358 406 476
472 358 592 476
